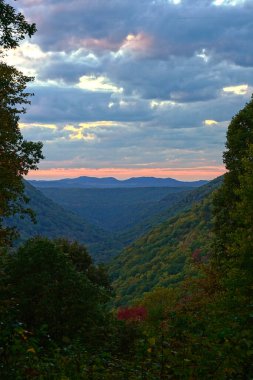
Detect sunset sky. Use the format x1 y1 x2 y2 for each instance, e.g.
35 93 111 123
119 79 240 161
7 0 253 180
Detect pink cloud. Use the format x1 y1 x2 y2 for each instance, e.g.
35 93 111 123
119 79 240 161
66 37 120 52
27 166 225 181
65 32 154 55
121 33 154 54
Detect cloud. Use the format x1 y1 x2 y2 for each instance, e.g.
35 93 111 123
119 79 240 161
223 84 248 95
77 75 123 93
19 122 57 130
213 0 246 6
8 0 253 179
204 119 218 126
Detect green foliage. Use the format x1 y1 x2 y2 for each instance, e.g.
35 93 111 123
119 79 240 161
213 96 253 267
54 238 112 289
5 238 110 343
0 62 34 112
0 238 153 379
110 196 214 305
119 176 222 245
0 106 43 245
211 98 253 377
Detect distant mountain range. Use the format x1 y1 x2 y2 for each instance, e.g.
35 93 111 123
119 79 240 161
29 176 208 189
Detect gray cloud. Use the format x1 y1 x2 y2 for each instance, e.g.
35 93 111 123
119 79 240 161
11 0 253 176
19 0 253 63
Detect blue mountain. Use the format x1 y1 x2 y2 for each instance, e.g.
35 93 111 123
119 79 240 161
29 176 208 189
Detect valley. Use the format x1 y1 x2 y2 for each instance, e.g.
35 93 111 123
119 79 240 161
7 176 223 269
38 186 192 233
7 177 218 264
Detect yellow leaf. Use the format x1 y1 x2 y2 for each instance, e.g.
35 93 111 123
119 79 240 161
27 347 36 354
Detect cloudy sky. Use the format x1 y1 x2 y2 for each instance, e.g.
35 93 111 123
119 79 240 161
6 0 253 180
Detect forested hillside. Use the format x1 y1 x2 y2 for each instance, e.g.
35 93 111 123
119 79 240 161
110 194 214 305
7 182 122 262
118 176 223 245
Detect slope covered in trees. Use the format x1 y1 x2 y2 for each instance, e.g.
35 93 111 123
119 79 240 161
118 175 222 245
8 182 122 262
109 193 214 305
109 176 223 305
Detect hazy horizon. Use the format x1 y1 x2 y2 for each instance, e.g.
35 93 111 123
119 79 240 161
27 167 225 182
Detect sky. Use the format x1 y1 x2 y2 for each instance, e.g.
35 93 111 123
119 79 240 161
6 0 253 180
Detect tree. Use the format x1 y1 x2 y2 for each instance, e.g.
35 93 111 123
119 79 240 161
212 97 253 377
231 146 253 281
0 62 34 112
55 238 112 290
213 96 253 268
0 99 43 244
0 238 114 378
0 0 36 50
0 3 43 245
6 238 110 344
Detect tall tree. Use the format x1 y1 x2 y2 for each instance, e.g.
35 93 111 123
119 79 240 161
212 97 253 377
0 2 43 245
213 96 253 268
7 238 109 343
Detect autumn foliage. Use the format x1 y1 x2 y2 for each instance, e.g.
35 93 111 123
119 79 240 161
117 306 147 322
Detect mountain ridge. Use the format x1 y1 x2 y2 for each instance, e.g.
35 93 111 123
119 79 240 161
29 176 208 189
